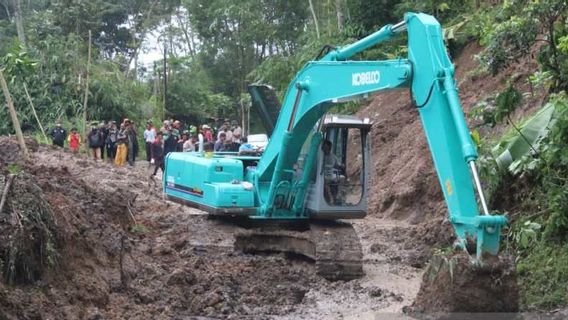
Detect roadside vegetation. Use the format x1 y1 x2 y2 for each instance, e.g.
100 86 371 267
1 0 568 310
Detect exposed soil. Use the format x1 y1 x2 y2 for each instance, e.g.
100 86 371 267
409 253 519 318
0 141 423 319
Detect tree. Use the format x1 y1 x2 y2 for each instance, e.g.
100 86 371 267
11 0 25 46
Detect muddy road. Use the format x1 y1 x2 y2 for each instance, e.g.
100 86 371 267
0 142 430 319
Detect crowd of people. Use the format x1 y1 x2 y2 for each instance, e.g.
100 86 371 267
47 118 257 176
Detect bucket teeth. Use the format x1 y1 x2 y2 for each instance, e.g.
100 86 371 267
234 221 363 281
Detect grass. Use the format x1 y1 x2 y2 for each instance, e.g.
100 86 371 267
129 224 150 235
6 164 21 174
517 242 568 309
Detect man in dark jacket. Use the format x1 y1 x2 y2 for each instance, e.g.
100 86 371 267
125 120 137 166
151 131 165 177
99 122 109 160
163 127 178 155
49 122 67 147
106 121 118 162
87 123 103 160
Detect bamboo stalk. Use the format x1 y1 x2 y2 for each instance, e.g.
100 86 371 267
0 69 29 159
23 82 48 143
83 30 92 144
0 174 15 215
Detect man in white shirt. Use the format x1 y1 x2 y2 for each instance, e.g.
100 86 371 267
144 120 157 162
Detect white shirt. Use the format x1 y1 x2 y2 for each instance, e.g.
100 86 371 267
144 128 156 143
324 153 340 180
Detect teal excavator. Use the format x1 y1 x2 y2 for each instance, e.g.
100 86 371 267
164 12 507 280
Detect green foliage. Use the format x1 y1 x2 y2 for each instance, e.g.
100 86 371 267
479 15 538 75
6 164 22 175
130 224 150 234
538 96 568 241
470 85 522 127
394 0 472 23
493 101 556 174
511 220 542 252
517 244 568 308
478 0 568 90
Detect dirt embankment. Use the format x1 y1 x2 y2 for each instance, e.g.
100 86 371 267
357 42 545 254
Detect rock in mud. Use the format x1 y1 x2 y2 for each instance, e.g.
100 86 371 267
409 252 519 318
167 267 197 286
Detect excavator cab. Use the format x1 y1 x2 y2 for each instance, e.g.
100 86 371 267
248 84 372 220
305 115 371 219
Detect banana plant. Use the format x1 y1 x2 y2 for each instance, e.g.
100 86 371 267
493 96 568 174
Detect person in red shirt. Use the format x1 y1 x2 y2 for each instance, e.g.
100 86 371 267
68 127 81 152
202 124 213 142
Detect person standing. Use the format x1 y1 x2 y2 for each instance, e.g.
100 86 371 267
163 127 177 155
214 132 227 152
144 121 156 162
49 122 67 147
106 121 118 162
131 121 139 161
150 131 165 177
67 127 81 152
231 120 242 143
114 123 128 166
202 125 213 142
87 123 103 160
99 122 109 160
217 123 233 142
125 120 137 166
183 132 195 152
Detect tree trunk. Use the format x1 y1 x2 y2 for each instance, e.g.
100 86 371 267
1 0 10 18
0 69 28 159
176 10 196 58
124 0 159 79
12 0 26 46
308 0 320 39
23 82 48 143
83 30 92 142
335 0 344 33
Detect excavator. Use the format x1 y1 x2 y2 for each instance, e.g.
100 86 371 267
164 12 507 280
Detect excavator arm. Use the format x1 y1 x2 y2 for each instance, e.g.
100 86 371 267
248 12 506 259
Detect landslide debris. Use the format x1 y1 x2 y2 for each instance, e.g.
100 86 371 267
408 252 519 318
0 138 324 319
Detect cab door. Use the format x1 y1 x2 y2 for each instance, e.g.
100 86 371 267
306 125 370 219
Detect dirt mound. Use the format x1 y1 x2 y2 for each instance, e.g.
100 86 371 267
0 136 39 165
0 152 135 319
408 252 519 317
0 172 59 284
358 42 545 226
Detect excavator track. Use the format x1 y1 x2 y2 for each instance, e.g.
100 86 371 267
234 221 363 281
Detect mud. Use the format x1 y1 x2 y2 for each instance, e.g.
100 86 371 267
409 252 519 318
0 143 425 319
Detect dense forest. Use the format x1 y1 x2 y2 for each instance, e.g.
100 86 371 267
1 0 568 310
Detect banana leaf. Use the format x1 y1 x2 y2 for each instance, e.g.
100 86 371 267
492 102 557 172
